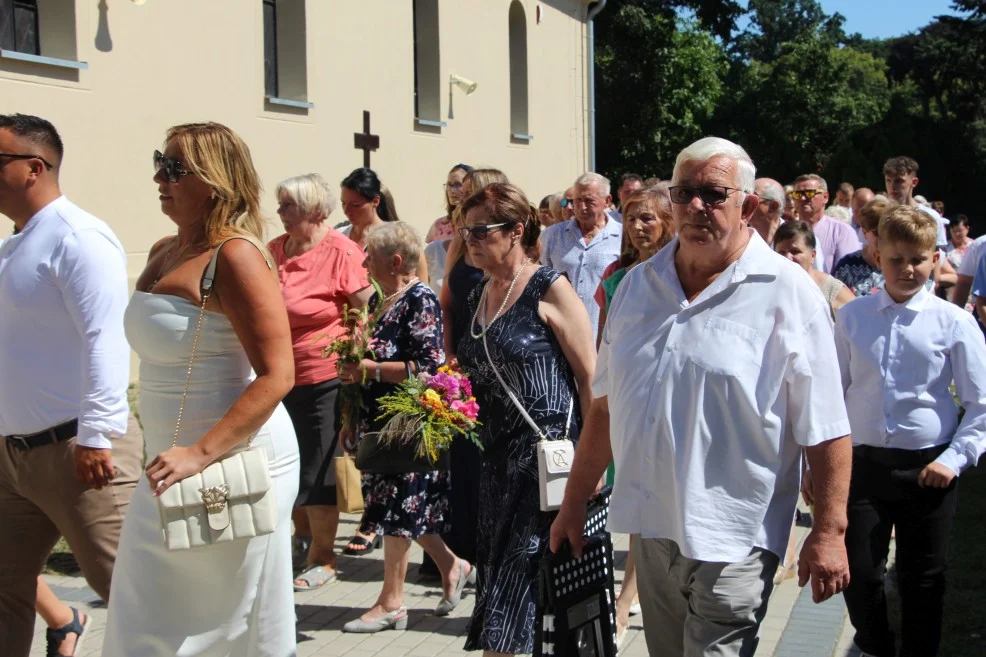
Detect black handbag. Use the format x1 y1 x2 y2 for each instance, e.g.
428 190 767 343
355 431 451 475
535 486 616 657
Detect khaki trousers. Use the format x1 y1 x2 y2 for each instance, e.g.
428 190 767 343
0 415 142 657
633 537 778 657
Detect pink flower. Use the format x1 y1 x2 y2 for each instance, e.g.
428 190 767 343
451 399 479 421
459 376 472 398
428 372 460 403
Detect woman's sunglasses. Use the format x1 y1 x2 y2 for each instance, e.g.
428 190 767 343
153 150 191 183
458 222 514 241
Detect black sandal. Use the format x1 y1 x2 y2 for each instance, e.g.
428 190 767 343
343 534 382 556
46 607 89 657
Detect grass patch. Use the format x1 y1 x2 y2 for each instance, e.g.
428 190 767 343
885 465 986 656
941 464 986 655
44 537 79 575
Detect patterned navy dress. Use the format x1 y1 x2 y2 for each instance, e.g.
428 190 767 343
457 267 582 654
357 283 450 540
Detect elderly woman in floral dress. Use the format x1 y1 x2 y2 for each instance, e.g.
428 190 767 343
337 222 475 633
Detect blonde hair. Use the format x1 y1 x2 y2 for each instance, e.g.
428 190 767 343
365 222 422 275
379 183 402 223
548 192 564 224
275 173 337 220
446 168 509 271
857 197 896 233
879 205 938 252
166 122 267 247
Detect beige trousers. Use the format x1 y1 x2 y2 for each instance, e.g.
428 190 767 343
0 415 142 657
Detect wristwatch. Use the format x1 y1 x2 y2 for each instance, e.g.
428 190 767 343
375 362 382 383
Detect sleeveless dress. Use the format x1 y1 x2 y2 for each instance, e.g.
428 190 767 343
102 291 300 657
457 267 582 654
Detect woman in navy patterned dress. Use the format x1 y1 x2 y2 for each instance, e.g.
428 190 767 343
338 223 475 633
455 184 597 654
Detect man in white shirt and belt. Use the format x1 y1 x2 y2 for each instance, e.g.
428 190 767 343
0 114 142 656
551 137 853 657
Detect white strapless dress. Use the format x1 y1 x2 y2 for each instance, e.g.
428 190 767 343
102 292 300 657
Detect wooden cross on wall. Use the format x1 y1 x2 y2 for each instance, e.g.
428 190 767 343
353 110 380 168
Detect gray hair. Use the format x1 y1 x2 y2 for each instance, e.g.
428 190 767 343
275 173 337 220
793 173 828 192
365 222 422 275
574 172 611 197
824 205 852 224
673 137 756 193
548 192 563 221
755 178 785 215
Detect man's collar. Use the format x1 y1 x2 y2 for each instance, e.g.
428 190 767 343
877 285 932 312
647 228 779 302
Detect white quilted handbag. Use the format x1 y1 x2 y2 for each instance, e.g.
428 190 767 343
155 239 276 550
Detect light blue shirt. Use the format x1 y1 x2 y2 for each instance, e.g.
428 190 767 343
539 217 622 341
835 287 986 475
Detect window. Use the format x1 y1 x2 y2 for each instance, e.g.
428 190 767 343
508 1 530 140
263 0 309 107
412 0 441 125
262 0 277 97
0 0 40 55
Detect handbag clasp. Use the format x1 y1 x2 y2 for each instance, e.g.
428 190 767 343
199 484 230 514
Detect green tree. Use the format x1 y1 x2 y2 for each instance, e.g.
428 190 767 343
595 8 728 177
718 37 890 178
731 0 850 61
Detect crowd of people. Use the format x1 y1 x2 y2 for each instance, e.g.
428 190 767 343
1 110 983 657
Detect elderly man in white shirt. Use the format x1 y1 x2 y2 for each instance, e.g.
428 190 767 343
0 114 142 656
551 137 853 657
540 172 623 341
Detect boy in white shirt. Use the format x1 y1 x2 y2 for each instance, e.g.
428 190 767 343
833 205 986 657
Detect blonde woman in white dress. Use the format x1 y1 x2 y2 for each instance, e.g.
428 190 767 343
102 122 299 656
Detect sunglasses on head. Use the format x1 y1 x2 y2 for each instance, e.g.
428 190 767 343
668 185 742 206
789 189 822 201
153 150 191 183
458 222 514 241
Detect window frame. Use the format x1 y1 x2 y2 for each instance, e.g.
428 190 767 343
1 0 41 56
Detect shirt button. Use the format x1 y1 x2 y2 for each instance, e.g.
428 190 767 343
649 417 656 424
645 456 653 464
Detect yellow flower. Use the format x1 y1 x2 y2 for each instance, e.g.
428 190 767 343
424 389 442 405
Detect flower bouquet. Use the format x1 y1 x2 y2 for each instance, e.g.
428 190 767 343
321 287 382 440
370 366 483 466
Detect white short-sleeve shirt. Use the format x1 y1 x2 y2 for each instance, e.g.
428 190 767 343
594 230 850 563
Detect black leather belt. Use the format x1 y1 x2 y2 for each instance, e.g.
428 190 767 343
6 419 78 451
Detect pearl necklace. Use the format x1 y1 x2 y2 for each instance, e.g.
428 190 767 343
470 260 531 339
382 277 419 305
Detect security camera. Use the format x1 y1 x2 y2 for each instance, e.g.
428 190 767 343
449 74 478 95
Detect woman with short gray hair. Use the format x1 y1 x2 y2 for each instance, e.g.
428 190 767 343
268 173 376 590
337 221 475 632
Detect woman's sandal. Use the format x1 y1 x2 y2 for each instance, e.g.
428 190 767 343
293 564 336 592
343 533 382 556
46 607 89 657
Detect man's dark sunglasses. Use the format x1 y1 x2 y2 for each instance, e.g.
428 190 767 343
0 153 53 169
669 185 743 206
458 222 514 241
153 150 191 183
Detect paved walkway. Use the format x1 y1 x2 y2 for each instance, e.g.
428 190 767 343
30 512 867 657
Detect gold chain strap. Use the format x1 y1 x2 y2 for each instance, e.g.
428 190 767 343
171 289 211 449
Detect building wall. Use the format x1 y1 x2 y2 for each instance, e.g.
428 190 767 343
0 0 593 288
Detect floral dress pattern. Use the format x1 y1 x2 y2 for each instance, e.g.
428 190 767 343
357 283 450 540
457 267 582 654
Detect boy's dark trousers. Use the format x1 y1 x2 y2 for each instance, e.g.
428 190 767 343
844 444 957 657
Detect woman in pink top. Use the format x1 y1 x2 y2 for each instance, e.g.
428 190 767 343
269 174 375 591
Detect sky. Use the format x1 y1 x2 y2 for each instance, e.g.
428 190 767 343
817 0 962 39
